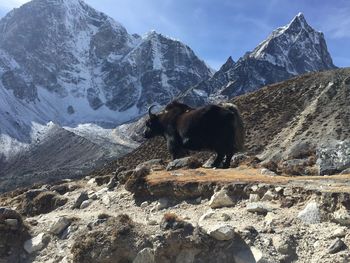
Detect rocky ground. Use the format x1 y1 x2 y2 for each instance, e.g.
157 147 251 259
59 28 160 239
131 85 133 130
1 155 350 263
1 68 349 262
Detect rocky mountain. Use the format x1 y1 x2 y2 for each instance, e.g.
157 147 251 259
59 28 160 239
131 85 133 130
181 13 336 106
0 0 212 191
0 0 212 144
97 68 350 176
0 0 211 139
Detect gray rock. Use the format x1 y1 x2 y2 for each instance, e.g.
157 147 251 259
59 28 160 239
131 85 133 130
230 153 250 168
275 186 283 193
72 192 89 209
278 158 310 176
250 185 259 192
250 247 267 263
87 178 96 185
331 227 347 238
90 193 98 200
328 238 347 254
317 140 350 175
166 157 202 171
284 141 316 160
246 203 270 214
272 235 293 255
136 159 165 171
209 225 235 241
102 195 111 206
24 233 50 254
199 211 215 221
156 198 169 210
340 168 350 174
147 219 158 226
140 201 149 209
265 212 278 227
209 188 235 209
117 170 134 183
133 166 151 178
261 190 275 201
260 168 277 176
333 208 350 226
249 194 260 202
50 217 71 236
221 213 231 221
107 177 117 190
297 201 321 224
133 248 155 263
80 200 91 209
202 155 217 168
61 225 76 240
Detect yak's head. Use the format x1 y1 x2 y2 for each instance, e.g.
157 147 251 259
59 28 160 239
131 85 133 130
143 105 164 139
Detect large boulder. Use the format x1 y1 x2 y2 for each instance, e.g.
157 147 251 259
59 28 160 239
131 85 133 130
209 188 236 209
297 201 321 224
23 233 50 254
317 140 350 175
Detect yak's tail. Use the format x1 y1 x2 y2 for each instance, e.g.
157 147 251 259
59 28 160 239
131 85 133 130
221 103 245 152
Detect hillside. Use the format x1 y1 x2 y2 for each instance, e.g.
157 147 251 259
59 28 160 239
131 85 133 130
94 68 350 175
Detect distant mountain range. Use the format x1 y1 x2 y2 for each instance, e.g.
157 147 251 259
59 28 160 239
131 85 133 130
181 13 336 106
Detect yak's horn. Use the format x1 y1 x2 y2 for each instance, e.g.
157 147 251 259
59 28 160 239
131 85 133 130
148 105 157 118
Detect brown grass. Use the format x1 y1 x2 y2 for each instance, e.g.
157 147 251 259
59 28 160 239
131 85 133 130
147 167 350 192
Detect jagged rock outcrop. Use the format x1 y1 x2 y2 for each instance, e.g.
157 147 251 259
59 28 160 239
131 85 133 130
181 13 336 106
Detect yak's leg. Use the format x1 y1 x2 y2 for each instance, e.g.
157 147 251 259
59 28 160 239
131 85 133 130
212 152 224 168
223 151 234 169
166 136 184 160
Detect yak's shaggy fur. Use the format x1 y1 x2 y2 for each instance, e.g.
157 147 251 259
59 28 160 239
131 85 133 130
144 101 245 168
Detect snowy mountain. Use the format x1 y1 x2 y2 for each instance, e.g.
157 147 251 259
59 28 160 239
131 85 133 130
0 0 212 148
0 0 212 191
181 13 336 105
0 0 212 142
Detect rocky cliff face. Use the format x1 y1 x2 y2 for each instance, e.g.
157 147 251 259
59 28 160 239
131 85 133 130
181 13 336 105
0 0 212 142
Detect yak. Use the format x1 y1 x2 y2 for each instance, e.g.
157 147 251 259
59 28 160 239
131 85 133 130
143 101 245 168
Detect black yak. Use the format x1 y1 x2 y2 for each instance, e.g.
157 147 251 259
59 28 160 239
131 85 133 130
143 101 245 168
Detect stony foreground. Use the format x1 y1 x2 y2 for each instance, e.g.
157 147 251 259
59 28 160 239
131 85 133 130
1 162 350 263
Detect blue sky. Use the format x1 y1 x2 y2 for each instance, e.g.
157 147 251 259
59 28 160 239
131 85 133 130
1 0 350 69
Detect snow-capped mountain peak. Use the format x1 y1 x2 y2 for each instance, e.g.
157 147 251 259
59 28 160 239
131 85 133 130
0 0 212 155
180 13 336 106
249 12 335 75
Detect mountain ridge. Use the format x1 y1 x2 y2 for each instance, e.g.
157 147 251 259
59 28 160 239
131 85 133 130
180 12 336 106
